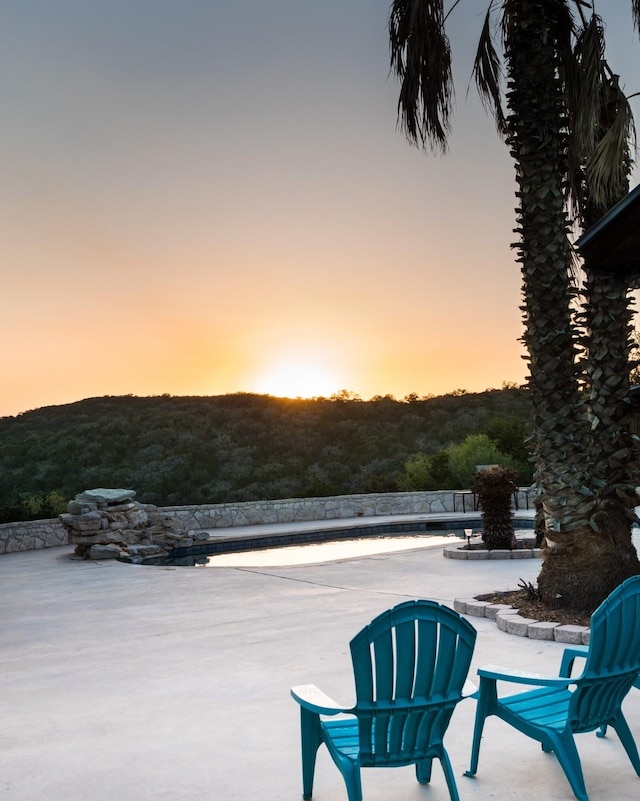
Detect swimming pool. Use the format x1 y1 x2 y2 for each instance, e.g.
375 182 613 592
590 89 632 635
149 532 463 567
143 515 537 567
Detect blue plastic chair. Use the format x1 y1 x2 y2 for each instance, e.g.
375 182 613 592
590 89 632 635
559 644 640 738
290 599 477 801
465 575 640 801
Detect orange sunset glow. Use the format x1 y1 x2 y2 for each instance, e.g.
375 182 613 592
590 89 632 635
1 2 639 418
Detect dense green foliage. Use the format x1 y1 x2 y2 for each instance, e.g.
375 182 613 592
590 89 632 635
0 389 532 522
397 421 532 492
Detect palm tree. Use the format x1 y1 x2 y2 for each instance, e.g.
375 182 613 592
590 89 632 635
539 10 640 608
388 0 640 610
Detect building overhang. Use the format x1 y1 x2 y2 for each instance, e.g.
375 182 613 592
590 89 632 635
576 184 640 275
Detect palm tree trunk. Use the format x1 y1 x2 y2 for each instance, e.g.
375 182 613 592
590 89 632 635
503 1 634 611
505 1 590 530
582 269 639 515
576 269 640 603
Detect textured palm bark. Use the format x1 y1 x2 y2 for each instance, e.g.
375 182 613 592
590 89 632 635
472 467 517 550
538 511 640 613
578 74 640 531
504 2 640 610
572 271 640 609
504 2 591 530
582 271 640 512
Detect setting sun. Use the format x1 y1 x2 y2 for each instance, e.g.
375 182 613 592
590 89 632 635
251 351 345 399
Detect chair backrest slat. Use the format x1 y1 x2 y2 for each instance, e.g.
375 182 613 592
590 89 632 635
432 624 459 697
415 619 438 698
373 628 394 702
394 619 418 698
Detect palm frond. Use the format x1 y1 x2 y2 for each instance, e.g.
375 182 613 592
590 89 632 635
633 1 640 33
472 6 506 136
586 82 636 212
565 135 585 224
565 13 637 222
564 14 605 219
388 0 453 152
571 15 607 159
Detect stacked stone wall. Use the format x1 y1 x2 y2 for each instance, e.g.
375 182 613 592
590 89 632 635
162 490 460 531
0 519 67 554
0 489 531 554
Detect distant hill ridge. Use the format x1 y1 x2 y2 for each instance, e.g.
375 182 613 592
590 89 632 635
0 389 531 522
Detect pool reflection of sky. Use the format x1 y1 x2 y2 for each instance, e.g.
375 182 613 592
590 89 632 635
194 534 459 568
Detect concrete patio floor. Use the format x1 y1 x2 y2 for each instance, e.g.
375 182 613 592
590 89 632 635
2 526 640 801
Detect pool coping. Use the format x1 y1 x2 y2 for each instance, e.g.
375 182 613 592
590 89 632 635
165 512 536 559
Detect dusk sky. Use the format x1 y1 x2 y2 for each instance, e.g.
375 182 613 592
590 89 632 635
3 1 639 417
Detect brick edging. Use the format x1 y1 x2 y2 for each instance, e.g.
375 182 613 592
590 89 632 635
443 536 541 560
453 598 590 644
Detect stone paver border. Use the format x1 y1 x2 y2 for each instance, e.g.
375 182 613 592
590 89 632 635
453 597 590 644
443 534 541 560
447 533 591 642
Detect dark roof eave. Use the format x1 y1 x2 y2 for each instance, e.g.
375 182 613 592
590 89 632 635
576 184 640 274
576 183 640 250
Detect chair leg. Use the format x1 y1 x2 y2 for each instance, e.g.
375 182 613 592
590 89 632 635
336 759 363 801
464 679 495 777
439 749 462 801
300 708 323 800
609 713 640 776
415 757 433 784
544 731 588 801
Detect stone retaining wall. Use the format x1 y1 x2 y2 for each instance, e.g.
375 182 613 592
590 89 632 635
0 519 67 554
0 488 531 554
161 489 464 531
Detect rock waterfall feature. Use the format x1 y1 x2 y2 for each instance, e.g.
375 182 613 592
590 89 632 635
60 488 209 562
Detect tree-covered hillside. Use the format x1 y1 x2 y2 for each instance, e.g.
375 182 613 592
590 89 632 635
0 389 532 521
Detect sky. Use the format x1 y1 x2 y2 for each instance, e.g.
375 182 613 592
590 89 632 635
2 1 640 417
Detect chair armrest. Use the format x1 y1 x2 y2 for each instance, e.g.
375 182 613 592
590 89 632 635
290 684 351 715
477 664 574 688
559 645 589 678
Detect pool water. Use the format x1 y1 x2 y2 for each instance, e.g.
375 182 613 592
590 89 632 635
158 533 461 568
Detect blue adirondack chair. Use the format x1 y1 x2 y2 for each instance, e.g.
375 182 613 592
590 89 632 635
559 644 640 738
290 599 477 801
464 575 640 801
